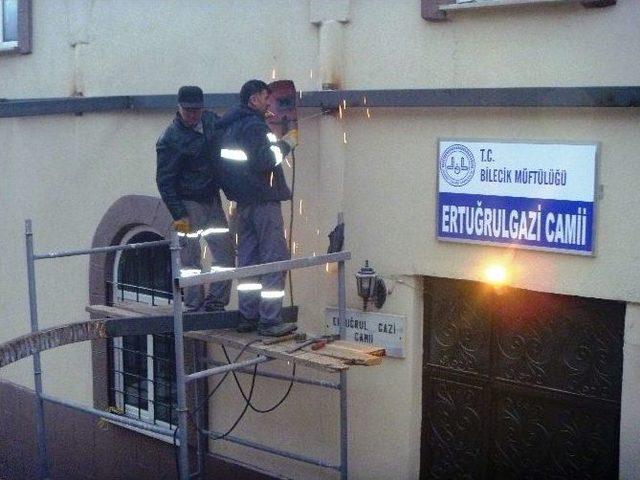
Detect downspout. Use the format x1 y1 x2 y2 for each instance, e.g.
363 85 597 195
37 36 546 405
65 0 95 97
310 0 350 229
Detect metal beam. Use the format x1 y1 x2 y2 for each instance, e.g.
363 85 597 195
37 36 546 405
41 393 174 437
186 355 269 383
33 239 171 260
202 429 341 471
179 251 351 288
1 87 638 118
0 307 298 368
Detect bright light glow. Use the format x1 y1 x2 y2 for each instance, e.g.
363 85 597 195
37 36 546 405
342 99 347 110
270 172 274 187
270 145 283 165
177 232 186 237
266 132 278 143
202 245 208 260
221 148 248 161
285 157 292 168
210 266 235 273
237 283 263 291
325 263 330 272
343 132 347 144
366 108 371 119
235 233 238 245
338 104 343 119
271 68 276 79
292 241 297 254
299 199 303 215
363 96 367 105
201 227 230 236
484 264 508 286
309 69 313 79
316 229 320 236
284 229 287 240
261 290 285 299
180 268 201 277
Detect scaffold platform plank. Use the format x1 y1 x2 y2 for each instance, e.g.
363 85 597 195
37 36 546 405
89 302 383 373
185 329 350 373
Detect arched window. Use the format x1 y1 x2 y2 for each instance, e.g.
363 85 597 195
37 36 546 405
109 227 177 428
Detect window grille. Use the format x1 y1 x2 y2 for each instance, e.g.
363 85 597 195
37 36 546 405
107 229 177 429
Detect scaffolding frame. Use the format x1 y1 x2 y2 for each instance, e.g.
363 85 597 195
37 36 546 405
21 219 350 480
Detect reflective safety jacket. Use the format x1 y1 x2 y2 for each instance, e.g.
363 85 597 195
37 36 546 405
216 105 291 205
156 111 222 220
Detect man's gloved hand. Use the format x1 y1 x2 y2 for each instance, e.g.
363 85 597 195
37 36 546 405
281 128 299 151
172 217 191 234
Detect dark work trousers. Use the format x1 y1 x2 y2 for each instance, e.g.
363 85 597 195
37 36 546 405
181 199 235 310
236 202 289 326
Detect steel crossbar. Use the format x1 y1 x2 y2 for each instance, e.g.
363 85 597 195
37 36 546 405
178 251 351 287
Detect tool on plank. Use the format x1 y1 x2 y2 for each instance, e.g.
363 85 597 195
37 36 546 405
289 334 340 353
262 332 306 346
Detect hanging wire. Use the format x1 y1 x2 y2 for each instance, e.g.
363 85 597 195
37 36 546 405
221 345 297 414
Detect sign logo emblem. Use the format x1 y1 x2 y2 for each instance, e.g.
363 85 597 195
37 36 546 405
440 144 476 187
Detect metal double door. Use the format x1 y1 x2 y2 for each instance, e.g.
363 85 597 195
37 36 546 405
421 277 624 480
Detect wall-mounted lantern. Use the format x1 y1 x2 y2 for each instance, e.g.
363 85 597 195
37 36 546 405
355 260 387 311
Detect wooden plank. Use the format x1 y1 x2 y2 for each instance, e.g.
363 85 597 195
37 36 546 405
185 329 348 373
109 301 299 324
87 304 144 318
331 340 385 357
303 344 383 366
113 300 172 316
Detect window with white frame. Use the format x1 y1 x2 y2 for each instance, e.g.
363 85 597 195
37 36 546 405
1 0 31 54
109 227 178 429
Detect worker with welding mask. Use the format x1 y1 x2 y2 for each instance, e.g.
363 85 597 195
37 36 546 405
156 85 235 312
217 80 298 337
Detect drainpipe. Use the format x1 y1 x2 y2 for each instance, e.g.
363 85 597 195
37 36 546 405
311 1 350 227
317 20 345 91
65 0 94 97
310 0 350 91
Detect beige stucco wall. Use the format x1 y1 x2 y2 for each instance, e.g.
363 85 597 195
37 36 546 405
1 1 639 479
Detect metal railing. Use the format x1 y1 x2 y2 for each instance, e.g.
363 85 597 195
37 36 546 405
18 218 351 480
23 220 173 479
170 234 350 480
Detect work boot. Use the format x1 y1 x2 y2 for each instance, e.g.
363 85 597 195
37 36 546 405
202 302 225 313
185 303 202 313
258 323 298 337
236 315 258 333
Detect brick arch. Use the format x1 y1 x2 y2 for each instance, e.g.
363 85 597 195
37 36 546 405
89 194 172 408
88 194 173 306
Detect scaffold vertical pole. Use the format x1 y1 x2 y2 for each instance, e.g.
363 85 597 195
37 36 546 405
25 220 50 480
338 256 348 480
193 341 206 479
170 232 190 480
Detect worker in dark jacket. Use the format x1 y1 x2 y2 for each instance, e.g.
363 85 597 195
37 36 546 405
217 80 297 336
156 85 235 312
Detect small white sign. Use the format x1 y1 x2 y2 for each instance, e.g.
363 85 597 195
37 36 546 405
325 307 406 358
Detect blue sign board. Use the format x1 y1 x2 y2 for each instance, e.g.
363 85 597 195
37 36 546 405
437 140 598 255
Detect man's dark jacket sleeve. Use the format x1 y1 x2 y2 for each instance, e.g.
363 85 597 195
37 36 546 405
156 135 188 220
242 120 291 173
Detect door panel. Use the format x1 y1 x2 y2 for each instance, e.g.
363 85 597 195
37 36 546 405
421 277 624 480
